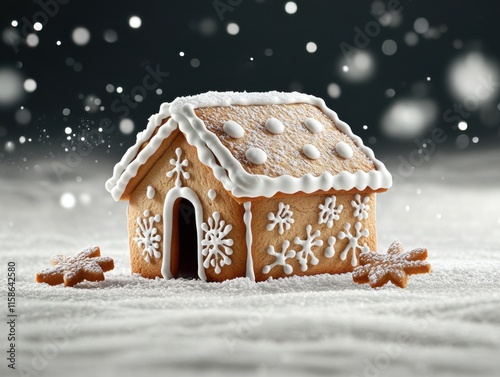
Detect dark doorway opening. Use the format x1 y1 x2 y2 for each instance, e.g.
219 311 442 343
176 199 199 279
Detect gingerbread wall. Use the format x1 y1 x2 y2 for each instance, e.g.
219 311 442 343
250 193 377 282
128 132 247 282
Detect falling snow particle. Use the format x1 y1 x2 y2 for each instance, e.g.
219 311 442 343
472 137 479 143
264 48 273 57
190 58 200 68
227 23 239 35
179 51 185 57
19 136 26 144
119 118 135 134
382 39 397 56
306 42 317 53
5 141 15 153
327 83 341 99
60 193 76 209
56 40 61 46
116 87 123 93
72 27 91 46
11 20 18 27
414 18 429 34
156 88 162 95
33 22 43 31
63 108 71 116
65 127 72 134
0 68 23 106
458 121 468 131
404 32 419 46
26 33 39 47
285 2 298 14
24 78 37 92
385 88 395 98
129 16 142 29
103 29 118 43
15 108 31 126
456 134 469 149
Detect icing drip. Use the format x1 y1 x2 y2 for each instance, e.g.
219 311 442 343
337 222 370 266
243 202 255 281
166 148 190 188
265 117 285 134
304 118 324 133
294 225 323 271
208 189 217 201
335 141 354 159
245 147 267 165
303 144 320 160
146 185 155 199
133 210 162 263
223 120 245 138
201 212 234 274
267 202 294 235
262 240 296 275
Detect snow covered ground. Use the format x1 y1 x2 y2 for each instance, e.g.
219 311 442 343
1 147 500 377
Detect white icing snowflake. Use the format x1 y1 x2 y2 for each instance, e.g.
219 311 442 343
133 210 162 263
351 194 370 221
337 222 370 266
267 202 295 235
262 240 296 275
166 147 190 188
294 225 323 272
201 212 234 274
318 196 344 228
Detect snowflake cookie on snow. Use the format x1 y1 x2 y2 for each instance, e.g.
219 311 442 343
352 240 431 288
105 91 392 282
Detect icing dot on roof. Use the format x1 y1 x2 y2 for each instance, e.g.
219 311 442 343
265 117 285 134
223 120 245 138
304 118 324 133
335 141 354 159
303 144 320 160
245 147 267 165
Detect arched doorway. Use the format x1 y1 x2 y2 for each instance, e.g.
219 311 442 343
162 187 206 281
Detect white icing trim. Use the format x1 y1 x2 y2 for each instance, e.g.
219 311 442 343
243 202 255 281
107 117 177 201
162 187 206 281
106 91 392 201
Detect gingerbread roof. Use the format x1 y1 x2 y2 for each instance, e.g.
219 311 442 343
105 91 392 201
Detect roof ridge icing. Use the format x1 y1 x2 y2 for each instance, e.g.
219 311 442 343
105 91 392 201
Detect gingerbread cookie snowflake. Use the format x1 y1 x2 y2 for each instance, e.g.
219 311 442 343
36 246 114 287
352 240 431 288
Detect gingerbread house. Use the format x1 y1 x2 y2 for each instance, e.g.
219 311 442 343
106 91 392 282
